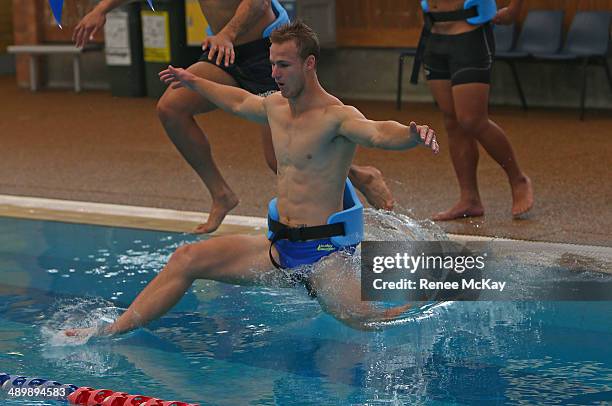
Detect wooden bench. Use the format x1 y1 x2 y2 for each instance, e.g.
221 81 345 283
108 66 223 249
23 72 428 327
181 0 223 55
7 44 103 92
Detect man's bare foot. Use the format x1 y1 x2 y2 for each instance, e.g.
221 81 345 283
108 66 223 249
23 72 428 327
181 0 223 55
511 175 533 218
193 191 240 234
432 201 484 221
350 166 395 210
383 303 412 319
64 324 111 338
64 326 96 337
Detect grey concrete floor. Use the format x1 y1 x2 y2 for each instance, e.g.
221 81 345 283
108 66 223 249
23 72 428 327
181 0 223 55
0 76 610 246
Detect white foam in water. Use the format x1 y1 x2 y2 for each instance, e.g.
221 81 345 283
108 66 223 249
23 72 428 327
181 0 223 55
363 208 447 242
41 298 121 346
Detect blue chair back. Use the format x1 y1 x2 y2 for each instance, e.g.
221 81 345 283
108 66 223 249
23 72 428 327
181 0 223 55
493 23 516 53
564 11 611 56
516 10 564 55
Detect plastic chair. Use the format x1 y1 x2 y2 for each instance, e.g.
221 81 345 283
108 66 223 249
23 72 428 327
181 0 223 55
516 10 565 55
533 11 612 120
495 10 565 110
493 23 515 53
493 23 527 110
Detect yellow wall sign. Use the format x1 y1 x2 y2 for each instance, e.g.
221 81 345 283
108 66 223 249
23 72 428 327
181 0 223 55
142 10 171 63
186 0 208 46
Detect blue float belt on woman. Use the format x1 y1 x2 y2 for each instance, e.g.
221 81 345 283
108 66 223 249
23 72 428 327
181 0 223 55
420 0 497 25
206 0 290 38
267 179 364 270
411 0 498 84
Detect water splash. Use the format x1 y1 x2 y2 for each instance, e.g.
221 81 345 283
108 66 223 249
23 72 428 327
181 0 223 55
40 298 121 346
363 208 447 242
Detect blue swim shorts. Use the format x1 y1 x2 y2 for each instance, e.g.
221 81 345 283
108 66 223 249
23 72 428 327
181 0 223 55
274 238 357 270
273 238 357 297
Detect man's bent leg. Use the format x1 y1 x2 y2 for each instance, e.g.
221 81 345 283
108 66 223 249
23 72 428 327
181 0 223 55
157 61 241 234
309 253 410 330
429 80 484 221
452 83 533 217
348 163 395 210
67 235 276 337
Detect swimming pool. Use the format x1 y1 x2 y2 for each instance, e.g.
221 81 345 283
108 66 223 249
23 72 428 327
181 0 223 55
1 215 611 405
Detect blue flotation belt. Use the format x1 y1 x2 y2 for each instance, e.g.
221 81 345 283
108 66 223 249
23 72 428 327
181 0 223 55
267 179 364 269
206 0 290 38
47 0 155 27
411 0 498 84
421 0 497 25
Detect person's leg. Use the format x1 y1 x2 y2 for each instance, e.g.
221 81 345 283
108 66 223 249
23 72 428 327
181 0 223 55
429 80 485 221
67 235 278 336
452 83 533 217
308 253 410 330
348 164 395 210
157 61 241 234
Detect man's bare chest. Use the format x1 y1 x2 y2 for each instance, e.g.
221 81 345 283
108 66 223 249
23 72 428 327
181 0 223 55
272 118 337 167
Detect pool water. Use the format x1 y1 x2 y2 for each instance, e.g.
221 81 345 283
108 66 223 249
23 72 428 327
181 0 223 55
0 216 611 405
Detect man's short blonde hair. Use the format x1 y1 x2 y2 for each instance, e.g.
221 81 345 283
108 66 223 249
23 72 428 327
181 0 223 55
270 20 320 62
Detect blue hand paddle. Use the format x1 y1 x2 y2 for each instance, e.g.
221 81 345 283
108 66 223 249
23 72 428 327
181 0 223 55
48 0 64 28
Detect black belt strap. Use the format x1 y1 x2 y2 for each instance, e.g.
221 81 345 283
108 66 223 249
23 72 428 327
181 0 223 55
410 7 479 85
268 218 345 270
410 25 430 84
427 7 478 23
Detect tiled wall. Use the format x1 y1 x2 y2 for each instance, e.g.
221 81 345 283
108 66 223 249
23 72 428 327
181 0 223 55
11 0 42 85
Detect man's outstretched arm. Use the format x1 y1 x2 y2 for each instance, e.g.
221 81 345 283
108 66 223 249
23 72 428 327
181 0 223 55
73 0 133 47
338 106 439 153
159 65 268 124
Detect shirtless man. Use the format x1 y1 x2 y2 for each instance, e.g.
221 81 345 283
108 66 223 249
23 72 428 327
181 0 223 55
73 0 395 234
419 0 533 220
66 21 438 335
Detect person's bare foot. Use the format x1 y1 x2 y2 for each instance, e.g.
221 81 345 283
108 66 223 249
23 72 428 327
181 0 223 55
64 324 111 338
432 201 484 221
511 175 533 218
64 326 97 337
383 303 412 319
351 166 395 210
193 191 240 234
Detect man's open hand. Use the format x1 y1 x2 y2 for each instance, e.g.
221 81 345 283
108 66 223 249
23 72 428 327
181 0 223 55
410 122 439 154
202 33 235 67
159 65 198 91
73 10 106 48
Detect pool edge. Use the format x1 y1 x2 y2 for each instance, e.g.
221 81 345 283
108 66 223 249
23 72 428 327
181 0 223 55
1 194 610 274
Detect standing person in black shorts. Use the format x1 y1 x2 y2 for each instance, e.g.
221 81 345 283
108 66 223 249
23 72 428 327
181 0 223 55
418 0 533 220
73 0 396 234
